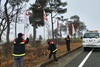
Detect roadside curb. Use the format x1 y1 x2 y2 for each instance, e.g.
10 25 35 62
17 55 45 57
40 46 82 67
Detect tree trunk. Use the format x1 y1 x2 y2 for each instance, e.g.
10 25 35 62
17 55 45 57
6 25 10 43
33 23 36 47
51 12 54 39
0 25 1 42
0 34 1 42
60 29 62 38
4 0 10 57
0 27 5 43
15 22 17 38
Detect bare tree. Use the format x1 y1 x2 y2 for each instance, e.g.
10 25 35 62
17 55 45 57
0 0 29 56
0 0 29 43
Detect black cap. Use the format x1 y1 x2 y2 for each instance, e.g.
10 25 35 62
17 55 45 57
18 33 23 37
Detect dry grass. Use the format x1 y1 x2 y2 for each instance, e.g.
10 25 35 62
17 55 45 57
0 42 82 67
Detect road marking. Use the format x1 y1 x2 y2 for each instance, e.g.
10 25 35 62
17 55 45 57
78 49 93 67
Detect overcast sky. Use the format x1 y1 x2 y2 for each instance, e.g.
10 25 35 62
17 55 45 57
5 0 100 40
66 0 100 31
18 0 100 39
40 0 100 38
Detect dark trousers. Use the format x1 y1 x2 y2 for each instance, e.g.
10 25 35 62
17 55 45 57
14 56 23 67
49 51 58 62
66 43 70 52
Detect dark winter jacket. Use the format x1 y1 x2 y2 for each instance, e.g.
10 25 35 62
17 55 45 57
65 37 70 44
48 41 57 53
13 37 29 56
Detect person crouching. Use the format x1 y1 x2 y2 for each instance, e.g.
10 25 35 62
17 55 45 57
47 41 58 63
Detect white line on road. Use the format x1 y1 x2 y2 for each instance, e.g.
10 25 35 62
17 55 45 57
78 49 93 67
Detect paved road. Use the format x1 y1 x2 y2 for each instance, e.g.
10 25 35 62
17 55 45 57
47 48 83 67
65 49 100 67
47 48 100 67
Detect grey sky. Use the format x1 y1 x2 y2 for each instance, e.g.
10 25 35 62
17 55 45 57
26 0 100 39
36 0 100 39
66 0 100 31
2 0 100 40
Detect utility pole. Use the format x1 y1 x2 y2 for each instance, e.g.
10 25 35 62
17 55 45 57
15 1 19 38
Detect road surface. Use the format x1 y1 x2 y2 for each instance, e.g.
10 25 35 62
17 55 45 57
47 48 100 67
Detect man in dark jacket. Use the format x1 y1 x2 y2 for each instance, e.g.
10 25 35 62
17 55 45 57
48 41 58 63
13 33 29 67
65 35 70 52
